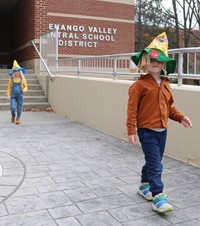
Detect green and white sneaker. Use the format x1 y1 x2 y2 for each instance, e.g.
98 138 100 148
152 193 174 213
137 183 153 201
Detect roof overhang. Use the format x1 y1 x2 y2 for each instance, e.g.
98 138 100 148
0 0 19 13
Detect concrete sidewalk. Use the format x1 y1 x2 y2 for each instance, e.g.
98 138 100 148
0 111 200 226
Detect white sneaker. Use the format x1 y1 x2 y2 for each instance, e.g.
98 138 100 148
137 183 153 201
152 193 173 213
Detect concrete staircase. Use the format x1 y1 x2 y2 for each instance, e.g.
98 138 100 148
0 69 51 111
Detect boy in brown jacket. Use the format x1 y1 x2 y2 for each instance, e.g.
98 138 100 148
126 32 192 213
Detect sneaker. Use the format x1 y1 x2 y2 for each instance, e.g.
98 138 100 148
137 183 153 201
152 193 174 213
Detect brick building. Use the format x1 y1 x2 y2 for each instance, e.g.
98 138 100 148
0 0 135 71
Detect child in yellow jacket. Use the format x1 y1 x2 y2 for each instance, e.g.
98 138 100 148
7 60 28 124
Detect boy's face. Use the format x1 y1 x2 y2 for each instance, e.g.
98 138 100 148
146 59 163 74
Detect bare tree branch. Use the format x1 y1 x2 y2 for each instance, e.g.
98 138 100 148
135 0 200 50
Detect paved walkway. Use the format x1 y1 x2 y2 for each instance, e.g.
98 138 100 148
0 111 200 226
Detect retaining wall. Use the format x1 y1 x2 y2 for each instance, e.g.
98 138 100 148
48 75 200 167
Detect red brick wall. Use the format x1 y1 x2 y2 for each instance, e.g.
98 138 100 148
47 0 133 20
46 0 135 55
35 0 48 38
3 0 135 66
11 0 35 48
47 18 134 56
9 0 35 65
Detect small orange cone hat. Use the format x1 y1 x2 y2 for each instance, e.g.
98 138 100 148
9 60 26 76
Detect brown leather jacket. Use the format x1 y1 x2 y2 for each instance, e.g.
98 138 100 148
126 74 185 135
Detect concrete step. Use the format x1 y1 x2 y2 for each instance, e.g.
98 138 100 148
0 71 51 111
0 74 36 79
0 96 48 103
0 79 39 84
0 90 44 96
0 84 43 90
0 69 35 74
0 102 51 111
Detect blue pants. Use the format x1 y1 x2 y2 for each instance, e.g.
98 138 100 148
137 128 167 197
10 94 24 118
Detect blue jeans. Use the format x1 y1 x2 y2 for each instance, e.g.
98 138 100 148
10 94 24 118
137 128 167 197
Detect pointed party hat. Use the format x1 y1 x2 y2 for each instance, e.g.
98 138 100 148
132 32 176 75
146 32 168 56
9 60 26 76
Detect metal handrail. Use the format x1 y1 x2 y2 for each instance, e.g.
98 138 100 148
169 47 200 85
58 47 200 86
32 29 200 86
31 41 54 79
169 47 200 53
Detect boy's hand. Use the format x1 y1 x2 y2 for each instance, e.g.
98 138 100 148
7 96 10 100
181 116 192 128
128 135 137 144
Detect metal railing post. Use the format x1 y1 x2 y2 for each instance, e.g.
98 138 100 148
39 36 42 72
77 59 81 77
113 57 117 80
55 27 59 74
178 51 183 86
194 53 197 74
